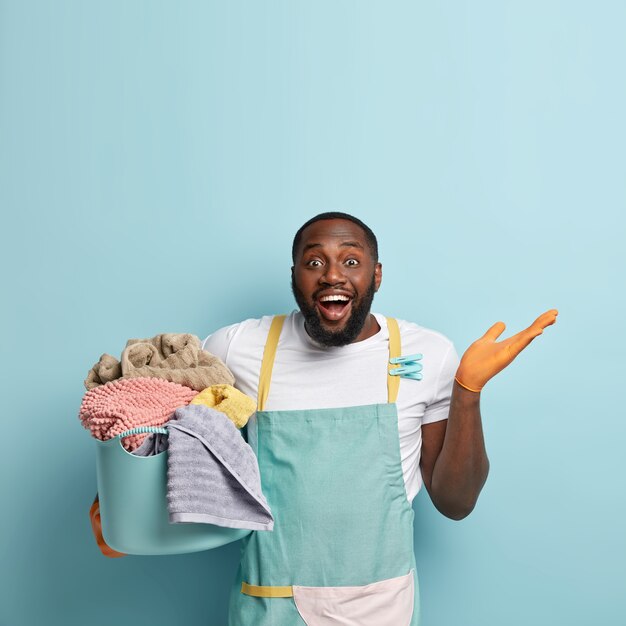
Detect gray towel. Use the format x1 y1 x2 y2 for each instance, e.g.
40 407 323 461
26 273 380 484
131 432 169 457
166 404 274 531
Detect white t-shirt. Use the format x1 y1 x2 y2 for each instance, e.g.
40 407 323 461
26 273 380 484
202 311 460 503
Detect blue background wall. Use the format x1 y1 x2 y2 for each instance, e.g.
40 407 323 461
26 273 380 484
1 1 624 624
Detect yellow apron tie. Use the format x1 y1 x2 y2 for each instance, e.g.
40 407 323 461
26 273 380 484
241 581 294 597
257 315 286 412
386 317 401 405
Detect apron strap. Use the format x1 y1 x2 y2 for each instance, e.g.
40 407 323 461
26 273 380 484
241 581 294 597
386 317 401 405
257 314 287 411
257 315 402 410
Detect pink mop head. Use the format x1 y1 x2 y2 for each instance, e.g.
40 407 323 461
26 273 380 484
79 377 197 450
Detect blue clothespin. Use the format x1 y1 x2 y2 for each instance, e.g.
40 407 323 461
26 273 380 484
389 353 423 380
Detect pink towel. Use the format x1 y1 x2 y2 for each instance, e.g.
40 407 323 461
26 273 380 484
79 377 197 451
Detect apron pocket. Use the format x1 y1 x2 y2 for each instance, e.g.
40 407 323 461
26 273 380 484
292 569 414 626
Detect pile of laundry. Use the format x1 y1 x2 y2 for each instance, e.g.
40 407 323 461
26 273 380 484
79 332 273 537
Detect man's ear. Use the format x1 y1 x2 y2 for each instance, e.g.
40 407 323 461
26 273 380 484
374 263 382 292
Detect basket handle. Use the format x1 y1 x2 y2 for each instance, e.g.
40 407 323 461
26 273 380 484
116 426 169 439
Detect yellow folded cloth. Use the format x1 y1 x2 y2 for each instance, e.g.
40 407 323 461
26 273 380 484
191 385 256 429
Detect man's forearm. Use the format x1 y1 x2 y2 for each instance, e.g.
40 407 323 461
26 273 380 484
429 382 490 520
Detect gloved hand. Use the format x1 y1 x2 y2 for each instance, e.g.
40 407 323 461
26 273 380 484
455 309 558 393
89 494 126 558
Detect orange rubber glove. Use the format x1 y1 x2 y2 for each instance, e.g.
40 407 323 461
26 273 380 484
89 494 126 558
455 309 558 393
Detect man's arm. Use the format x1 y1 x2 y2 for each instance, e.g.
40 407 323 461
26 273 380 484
420 309 558 520
420 384 488 520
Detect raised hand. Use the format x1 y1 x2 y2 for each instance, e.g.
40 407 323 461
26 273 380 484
455 309 558 392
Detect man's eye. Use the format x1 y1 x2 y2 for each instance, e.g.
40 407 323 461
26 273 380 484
307 260 323 267
345 259 359 266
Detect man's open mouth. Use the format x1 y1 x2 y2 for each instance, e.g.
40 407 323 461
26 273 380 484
316 293 353 322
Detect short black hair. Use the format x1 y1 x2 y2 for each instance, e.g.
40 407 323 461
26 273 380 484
291 212 379 263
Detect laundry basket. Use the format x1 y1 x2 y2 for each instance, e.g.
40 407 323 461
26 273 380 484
95 426 252 555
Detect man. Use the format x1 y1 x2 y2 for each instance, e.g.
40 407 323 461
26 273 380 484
201 212 558 625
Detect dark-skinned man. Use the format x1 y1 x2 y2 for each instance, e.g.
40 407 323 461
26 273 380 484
201 212 558 625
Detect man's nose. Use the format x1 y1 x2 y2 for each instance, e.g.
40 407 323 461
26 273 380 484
320 261 346 285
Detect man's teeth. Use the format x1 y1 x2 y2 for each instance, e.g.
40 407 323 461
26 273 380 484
319 295 350 302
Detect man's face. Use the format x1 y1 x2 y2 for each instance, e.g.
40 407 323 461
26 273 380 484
291 219 382 347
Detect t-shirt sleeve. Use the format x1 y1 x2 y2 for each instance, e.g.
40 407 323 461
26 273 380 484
201 323 240 364
421 343 460 425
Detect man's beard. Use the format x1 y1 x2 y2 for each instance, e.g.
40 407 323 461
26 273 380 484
291 274 377 347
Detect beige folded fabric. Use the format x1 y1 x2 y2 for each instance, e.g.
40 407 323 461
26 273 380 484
122 333 199 371
122 342 162 369
84 333 235 392
85 354 122 390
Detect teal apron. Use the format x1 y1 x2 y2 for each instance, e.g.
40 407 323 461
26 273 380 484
228 316 420 625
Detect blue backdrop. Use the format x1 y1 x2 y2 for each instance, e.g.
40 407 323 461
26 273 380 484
1 2 624 625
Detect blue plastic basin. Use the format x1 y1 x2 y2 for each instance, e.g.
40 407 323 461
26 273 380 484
95 432 252 555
